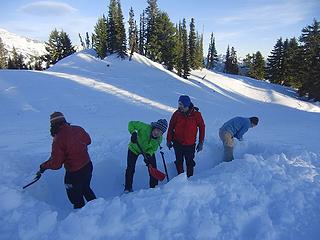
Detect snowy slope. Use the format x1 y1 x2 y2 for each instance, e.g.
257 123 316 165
0 50 319 240
0 28 47 60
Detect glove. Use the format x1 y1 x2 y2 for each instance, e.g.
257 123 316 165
144 154 152 166
167 141 173 150
196 142 203 152
36 170 42 178
131 132 138 143
36 165 46 177
39 164 46 173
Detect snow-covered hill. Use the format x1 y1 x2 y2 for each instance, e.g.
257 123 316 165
0 28 47 60
0 50 319 240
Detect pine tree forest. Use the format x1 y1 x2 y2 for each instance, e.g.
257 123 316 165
1 0 318 101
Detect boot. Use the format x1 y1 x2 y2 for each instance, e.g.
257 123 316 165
123 188 133 194
186 166 194 178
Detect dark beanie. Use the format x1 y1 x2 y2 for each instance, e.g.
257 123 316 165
151 119 168 133
178 95 191 107
249 117 259 125
50 112 66 124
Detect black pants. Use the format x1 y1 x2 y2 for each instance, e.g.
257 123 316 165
125 149 158 191
173 142 196 177
64 161 96 209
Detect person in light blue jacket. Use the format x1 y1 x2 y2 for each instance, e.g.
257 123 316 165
219 116 259 162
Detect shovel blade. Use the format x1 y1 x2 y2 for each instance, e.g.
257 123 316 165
149 166 166 181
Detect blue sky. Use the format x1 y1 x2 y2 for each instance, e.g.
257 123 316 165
0 0 319 58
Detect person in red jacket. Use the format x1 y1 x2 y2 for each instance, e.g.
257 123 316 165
38 112 96 209
167 95 205 177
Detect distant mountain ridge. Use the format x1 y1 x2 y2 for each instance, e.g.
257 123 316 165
0 28 47 60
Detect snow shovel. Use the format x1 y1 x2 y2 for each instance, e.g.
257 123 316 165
159 146 169 182
23 172 42 189
136 142 166 181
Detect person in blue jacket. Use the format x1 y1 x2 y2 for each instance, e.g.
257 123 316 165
219 116 259 162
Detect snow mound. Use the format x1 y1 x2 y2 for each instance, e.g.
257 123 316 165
0 50 320 239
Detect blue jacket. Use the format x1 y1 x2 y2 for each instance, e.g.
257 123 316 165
220 117 251 140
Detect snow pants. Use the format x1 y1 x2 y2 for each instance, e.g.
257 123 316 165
64 161 96 209
219 130 234 162
173 141 196 177
125 149 158 191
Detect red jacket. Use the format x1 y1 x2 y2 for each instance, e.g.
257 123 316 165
41 124 91 172
167 106 205 146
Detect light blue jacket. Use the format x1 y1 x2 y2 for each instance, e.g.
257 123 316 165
220 117 251 140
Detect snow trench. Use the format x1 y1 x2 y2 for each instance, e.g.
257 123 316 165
1 139 319 240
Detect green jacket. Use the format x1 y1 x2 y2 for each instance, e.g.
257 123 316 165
128 121 162 156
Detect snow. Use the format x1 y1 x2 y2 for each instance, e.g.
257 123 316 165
0 49 320 239
0 28 47 61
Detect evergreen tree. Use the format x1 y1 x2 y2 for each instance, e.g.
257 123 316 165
85 32 91 49
188 18 197 69
128 7 136 51
249 51 265 80
224 45 231 73
266 38 284 84
128 7 138 59
60 31 76 57
7 57 14 69
181 18 190 79
284 37 302 88
224 46 238 74
145 0 159 60
27 56 43 70
281 38 302 87
175 22 183 77
194 32 204 69
139 11 146 55
45 29 75 65
153 12 177 70
14 48 22 69
107 0 126 58
230 47 239 74
79 33 85 49
299 19 320 100
206 33 218 69
243 53 253 76
93 15 108 59
7 47 25 69
91 33 95 48
206 43 211 69
135 20 139 52
107 0 118 53
18 54 25 69
115 0 127 58
0 37 7 69
34 56 44 70
45 29 62 65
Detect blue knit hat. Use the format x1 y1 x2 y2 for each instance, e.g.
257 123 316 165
178 95 191 107
151 119 168 133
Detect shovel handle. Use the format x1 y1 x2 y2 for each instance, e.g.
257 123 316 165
22 174 41 189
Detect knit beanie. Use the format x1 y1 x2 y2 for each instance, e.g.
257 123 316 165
151 119 168 133
249 116 259 125
50 112 66 124
178 95 191 108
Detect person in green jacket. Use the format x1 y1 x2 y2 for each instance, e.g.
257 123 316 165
124 119 168 193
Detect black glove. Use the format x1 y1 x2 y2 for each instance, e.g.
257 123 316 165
36 170 42 178
36 166 45 177
196 142 203 152
167 141 173 150
39 163 46 173
144 154 152 166
131 132 138 143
